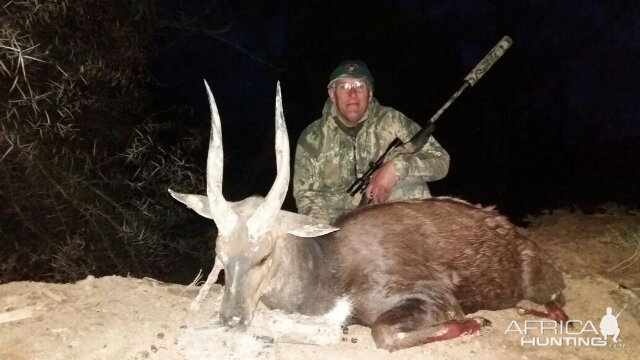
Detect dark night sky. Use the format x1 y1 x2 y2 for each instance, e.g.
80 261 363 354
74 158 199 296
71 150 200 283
150 0 639 221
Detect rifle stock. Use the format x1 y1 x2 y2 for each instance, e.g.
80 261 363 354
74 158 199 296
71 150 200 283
347 138 402 197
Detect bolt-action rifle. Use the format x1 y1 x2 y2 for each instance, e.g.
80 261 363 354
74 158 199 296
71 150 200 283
347 35 514 199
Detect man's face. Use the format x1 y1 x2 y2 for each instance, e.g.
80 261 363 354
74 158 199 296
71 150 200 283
328 78 372 127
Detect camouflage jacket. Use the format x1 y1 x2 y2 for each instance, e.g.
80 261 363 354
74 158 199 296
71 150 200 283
293 98 450 224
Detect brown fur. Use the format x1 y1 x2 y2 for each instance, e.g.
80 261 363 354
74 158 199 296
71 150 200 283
330 198 565 343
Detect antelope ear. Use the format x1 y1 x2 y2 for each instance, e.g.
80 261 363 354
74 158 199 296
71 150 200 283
168 189 213 219
277 210 339 237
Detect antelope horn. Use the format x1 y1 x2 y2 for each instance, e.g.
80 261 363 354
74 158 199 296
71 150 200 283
204 80 238 236
247 82 289 240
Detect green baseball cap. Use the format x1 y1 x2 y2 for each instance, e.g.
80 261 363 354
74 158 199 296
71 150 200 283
328 60 374 87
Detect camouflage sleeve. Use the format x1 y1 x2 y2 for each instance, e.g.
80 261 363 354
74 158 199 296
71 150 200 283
292 133 333 222
390 113 450 181
293 140 315 215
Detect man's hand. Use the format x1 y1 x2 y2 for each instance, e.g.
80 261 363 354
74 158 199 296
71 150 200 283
364 161 397 204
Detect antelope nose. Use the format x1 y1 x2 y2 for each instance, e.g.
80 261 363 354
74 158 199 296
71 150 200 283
226 315 242 327
222 313 249 329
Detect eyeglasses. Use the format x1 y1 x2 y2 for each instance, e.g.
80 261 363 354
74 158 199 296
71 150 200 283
332 79 368 94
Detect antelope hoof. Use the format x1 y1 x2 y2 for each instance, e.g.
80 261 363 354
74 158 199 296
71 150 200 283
475 316 492 328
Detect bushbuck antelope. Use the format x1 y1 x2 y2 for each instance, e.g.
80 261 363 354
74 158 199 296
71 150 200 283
169 81 568 351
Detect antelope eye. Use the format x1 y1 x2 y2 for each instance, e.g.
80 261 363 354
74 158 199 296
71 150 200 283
257 254 270 266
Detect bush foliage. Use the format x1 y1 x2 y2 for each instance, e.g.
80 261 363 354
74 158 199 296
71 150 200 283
1 0 214 283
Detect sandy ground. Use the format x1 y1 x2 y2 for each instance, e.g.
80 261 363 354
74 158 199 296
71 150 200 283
1 210 639 360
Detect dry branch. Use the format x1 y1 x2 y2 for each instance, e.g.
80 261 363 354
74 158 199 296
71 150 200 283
0 307 33 324
190 257 224 311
